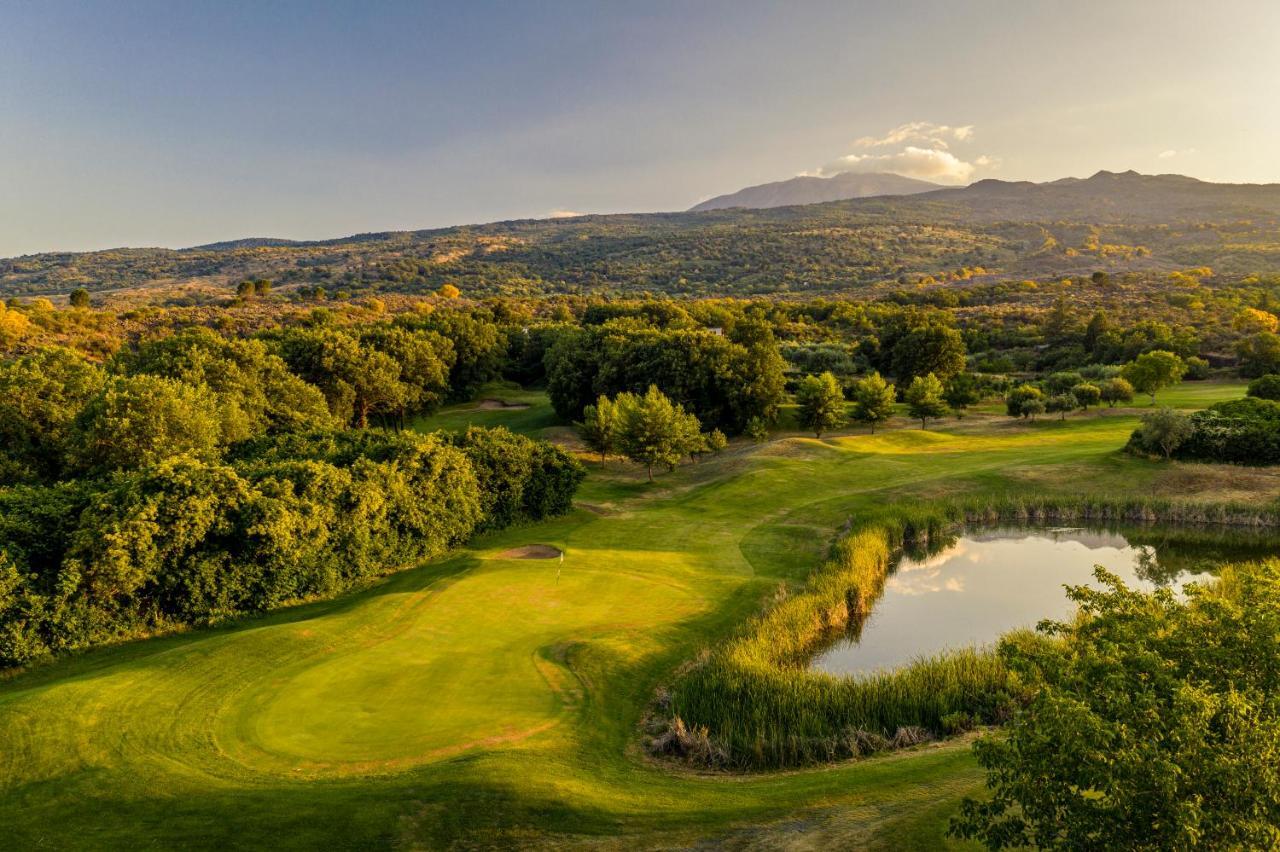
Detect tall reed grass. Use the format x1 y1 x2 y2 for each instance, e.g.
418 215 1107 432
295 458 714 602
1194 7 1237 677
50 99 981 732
662 495 1280 768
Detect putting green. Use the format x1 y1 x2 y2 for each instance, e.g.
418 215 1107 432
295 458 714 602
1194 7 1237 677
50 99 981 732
0 381 1262 849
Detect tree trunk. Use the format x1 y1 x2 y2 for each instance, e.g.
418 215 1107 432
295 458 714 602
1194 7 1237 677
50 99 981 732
646 464 653 482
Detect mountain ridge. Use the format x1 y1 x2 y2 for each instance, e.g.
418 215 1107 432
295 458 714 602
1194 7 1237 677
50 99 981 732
688 171 940 212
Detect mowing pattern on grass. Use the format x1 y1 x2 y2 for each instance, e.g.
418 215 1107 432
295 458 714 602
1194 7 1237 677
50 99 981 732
0 382 1265 848
667 495 1280 768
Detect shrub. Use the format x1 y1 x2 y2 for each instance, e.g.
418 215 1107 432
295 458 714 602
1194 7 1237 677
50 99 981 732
1247 374 1280 401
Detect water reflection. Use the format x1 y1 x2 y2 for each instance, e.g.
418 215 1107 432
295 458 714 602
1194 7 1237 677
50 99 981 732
810 526 1277 677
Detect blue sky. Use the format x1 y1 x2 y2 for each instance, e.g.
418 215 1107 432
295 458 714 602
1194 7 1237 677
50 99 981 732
3 0 1278 255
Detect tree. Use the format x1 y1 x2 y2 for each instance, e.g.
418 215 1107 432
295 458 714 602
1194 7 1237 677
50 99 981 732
0 347 106 482
850 371 896 433
1138 407 1193 459
68 288 90 308
952 564 1280 850
705 429 728 454
68 375 223 474
615 386 703 481
904 373 948 429
1005 384 1043 419
121 328 335 439
745 416 769 443
1020 398 1045 420
1071 382 1102 411
1122 350 1187 404
1044 371 1084 396
1044 393 1078 421
438 283 461 299
1233 306 1279 335
891 324 966 386
795 372 846 438
576 395 617 464
1236 333 1280 379
272 328 408 428
942 372 983 419
1099 376 1135 407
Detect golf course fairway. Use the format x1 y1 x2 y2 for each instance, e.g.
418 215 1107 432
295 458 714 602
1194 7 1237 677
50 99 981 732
0 383 1269 849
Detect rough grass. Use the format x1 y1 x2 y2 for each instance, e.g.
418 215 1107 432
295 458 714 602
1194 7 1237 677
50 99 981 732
0 381 1268 849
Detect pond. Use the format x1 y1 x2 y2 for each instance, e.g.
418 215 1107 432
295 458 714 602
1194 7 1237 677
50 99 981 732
809 526 1278 677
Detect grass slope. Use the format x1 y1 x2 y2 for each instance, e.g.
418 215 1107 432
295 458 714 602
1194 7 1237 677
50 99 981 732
0 381 1267 849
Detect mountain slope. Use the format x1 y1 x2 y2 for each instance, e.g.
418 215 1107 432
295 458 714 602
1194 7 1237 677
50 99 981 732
909 170 1280 222
688 171 940 212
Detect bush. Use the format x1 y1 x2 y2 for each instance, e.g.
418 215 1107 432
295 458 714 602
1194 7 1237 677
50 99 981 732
1247 374 1280 401
0 427 583 668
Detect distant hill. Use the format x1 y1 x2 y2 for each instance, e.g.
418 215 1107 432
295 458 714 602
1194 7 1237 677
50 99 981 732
190 237 300 250
912 170 1280 222
7 170 1280 300
688 171 940 212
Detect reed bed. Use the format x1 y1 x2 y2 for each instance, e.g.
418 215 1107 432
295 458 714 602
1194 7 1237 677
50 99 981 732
662 495 1280 769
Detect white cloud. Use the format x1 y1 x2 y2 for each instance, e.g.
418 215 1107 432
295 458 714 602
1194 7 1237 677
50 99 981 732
854 121 975 149
547 209 584 218
1157 148 1198 160
823 146 980 184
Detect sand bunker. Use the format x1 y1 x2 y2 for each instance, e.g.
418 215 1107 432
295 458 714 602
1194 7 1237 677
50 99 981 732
497 545 563 559
476 398 531 411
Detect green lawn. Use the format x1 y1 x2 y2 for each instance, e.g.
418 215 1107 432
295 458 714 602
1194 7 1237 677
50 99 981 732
0 381 1263 849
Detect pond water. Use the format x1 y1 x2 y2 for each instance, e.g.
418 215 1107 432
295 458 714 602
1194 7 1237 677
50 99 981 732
809 526 1277 677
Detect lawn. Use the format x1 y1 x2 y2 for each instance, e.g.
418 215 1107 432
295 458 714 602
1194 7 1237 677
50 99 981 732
0 381 1265 849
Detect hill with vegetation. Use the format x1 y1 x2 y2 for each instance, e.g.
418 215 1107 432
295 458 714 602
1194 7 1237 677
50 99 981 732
5 171 1280 303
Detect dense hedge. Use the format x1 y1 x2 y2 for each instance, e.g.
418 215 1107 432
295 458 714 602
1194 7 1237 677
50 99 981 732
0 428 584 668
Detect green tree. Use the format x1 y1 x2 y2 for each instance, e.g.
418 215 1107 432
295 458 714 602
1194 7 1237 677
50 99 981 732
1236 332 1280 379
795 372 847 438
615 386 703 481
1099 376 1135 407
1070 382 1102 411
68 374 223 474
1044 393 1078 421
121 328 335 439
745 416 769 444
942 372 983 419
850 371 896 433
904 373 948 429
576 395 617 465
0 347 106 482
68 288 90 308
1005 384 1043 419
952 564 1280 850
891 324 966 386
1122 350 1187 404
705 428 728 454
1137 407 1194 459
272 328 408 428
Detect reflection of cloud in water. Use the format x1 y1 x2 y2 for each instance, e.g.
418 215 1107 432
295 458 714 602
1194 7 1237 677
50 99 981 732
888 566 967 596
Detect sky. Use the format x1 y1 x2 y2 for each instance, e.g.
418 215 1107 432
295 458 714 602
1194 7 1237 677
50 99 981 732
3 0 1279 256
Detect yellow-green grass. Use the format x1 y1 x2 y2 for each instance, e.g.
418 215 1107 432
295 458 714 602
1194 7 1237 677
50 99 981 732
410 383 561 437
0 381 1265 848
